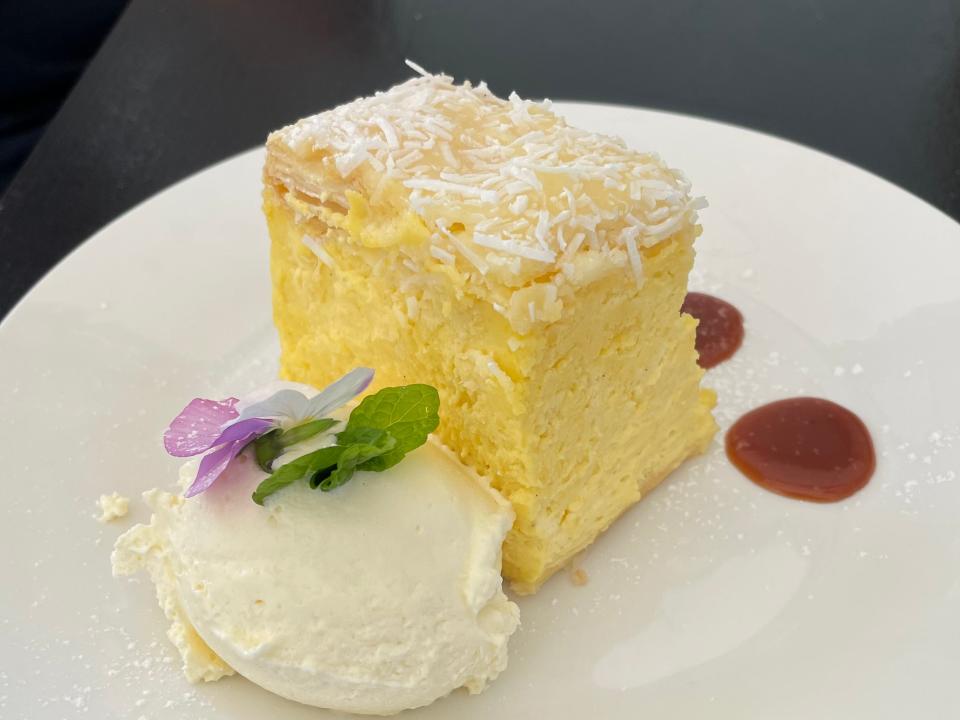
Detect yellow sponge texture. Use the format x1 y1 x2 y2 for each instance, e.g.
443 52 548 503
264 185 716 593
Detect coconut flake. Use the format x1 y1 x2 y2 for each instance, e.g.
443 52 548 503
429 244 456 264
473 233 556 263
302 235 335 268
404 58 430 77
621 228 644 286
439 227 489 275
508 194 529 215
374 117 400 149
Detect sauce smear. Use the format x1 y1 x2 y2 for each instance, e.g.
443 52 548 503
681 292 744 368
726 397 875 502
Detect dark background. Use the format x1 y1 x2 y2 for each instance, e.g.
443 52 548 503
1 0 958 319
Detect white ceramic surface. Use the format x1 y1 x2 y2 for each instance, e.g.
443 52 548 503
2 103 959 719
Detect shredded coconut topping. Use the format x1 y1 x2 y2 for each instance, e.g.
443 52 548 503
270 66 703 288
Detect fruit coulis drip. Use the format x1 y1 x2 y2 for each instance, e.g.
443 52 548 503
725 397 876 502
681 292 744 368
682 292 875 501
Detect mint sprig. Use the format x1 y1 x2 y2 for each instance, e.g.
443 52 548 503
252 418 338 472
251 384 440 504
339 384 440 471
315 430 396 491
252 445 344 504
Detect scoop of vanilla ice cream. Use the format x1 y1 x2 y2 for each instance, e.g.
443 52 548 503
113 436 519 715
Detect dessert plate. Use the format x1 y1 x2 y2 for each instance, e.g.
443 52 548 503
2 103 959 719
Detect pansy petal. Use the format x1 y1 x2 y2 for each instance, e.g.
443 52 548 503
304 367 375 419
184 441 240 497
184 430 259 497
209 417 273 448
164 397 240 457
236 389 310 423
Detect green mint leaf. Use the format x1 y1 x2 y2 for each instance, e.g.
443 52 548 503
252 429 283 472
317 445 364 491
279 418 338 448
251 419 338 473
339 384 439 471
317 433 395 492
307 464 336 490
250 385 440 505
252 445 344 505
339 426 393 447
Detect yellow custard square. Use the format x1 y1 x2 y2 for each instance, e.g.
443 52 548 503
262 70 717 593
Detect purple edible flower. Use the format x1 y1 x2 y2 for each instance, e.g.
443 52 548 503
237 368 374 424
163 368 375 498
164 397 240 457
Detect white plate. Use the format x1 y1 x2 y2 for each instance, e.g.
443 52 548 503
3 103 959 719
